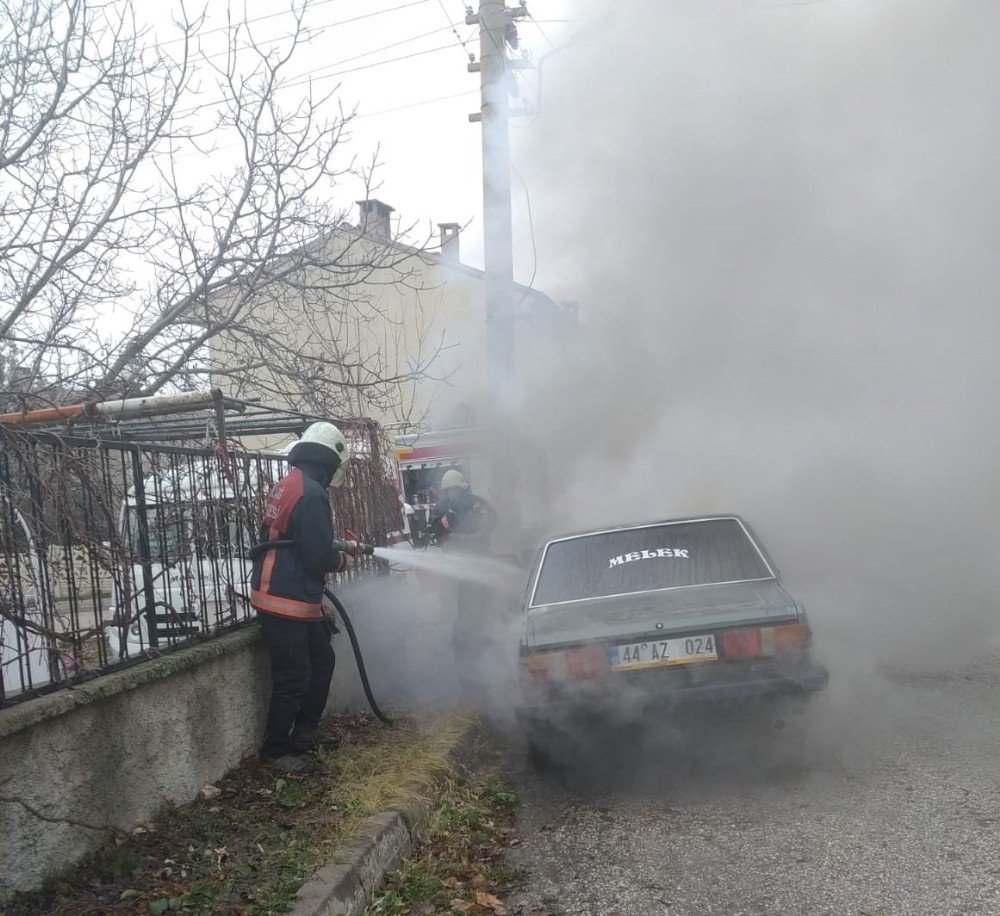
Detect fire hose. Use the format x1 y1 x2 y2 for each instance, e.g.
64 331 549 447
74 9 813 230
247 537 393 725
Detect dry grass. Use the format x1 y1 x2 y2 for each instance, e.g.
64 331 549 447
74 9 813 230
318 712 472 843
6 711 473 916
366 752 523 916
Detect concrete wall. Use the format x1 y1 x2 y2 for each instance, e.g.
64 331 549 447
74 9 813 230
0 627 268 899
0 622 370 902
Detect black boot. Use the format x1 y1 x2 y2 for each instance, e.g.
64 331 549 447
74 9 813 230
261 752 312 774
290 727 339 754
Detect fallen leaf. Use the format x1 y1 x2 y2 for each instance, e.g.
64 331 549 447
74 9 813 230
475 891 507 915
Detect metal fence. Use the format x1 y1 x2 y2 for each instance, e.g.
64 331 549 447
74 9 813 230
0 424 404 707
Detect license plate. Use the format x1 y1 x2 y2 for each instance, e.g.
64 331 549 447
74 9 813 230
608 634 717 670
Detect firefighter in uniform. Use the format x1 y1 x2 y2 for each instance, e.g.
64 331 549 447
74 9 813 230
429 469 496 551
428 470 497 695
251 422 354 772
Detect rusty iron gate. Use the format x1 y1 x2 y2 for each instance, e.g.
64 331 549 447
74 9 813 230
0 424 403 707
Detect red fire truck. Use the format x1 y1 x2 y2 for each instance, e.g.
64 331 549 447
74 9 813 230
393 426 546 560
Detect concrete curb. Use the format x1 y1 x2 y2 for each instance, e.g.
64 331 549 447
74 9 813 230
289 721 478 916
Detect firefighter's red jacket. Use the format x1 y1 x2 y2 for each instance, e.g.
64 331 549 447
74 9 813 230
250 467 346 619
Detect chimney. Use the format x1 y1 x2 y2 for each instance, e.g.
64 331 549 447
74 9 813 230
10 367 32 390
356 198 394 242
438 222 461 264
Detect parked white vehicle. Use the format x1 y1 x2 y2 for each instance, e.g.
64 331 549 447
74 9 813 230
105 462 265 659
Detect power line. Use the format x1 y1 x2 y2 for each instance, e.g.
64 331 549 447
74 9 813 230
527 13 558 54
178 23 468 116
156 0 432 49
509 19 594 129
435 0 476 61
196 16 453 67
511 161 538 307
163 86 481 164
175 39 467 118
356 87 479 120
287 24 457 80
283 41 466 90
477 7 506 58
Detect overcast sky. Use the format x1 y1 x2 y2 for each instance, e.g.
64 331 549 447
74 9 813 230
142 0 576 288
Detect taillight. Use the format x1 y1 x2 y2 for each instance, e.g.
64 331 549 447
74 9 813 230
722 627 760 660
521 645 608 682
566 644 607 679
721 623 810 660
759 623 810 654
521 651 564 681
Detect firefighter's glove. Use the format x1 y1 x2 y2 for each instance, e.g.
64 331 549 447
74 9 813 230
340 539 362 558
336 552 356 573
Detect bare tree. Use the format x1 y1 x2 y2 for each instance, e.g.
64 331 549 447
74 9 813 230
0 0 447 421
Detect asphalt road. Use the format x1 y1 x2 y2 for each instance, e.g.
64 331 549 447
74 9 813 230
503 658 1000 916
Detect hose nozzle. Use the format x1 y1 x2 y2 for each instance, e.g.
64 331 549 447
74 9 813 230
333 538 375 558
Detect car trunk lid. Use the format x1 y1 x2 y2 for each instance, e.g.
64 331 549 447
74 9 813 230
525 579 798 650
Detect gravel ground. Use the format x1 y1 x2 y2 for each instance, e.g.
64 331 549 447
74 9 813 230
504 659 1000 916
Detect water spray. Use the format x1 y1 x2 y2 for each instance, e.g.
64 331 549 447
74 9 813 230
248 535 524 726
371 545 525 597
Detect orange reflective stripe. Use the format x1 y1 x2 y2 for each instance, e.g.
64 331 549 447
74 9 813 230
250 526 323 620
250 589 323 619
260 526 280 597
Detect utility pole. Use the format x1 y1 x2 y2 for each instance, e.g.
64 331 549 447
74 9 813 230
467 0 529 559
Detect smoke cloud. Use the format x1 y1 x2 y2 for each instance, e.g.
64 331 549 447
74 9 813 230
346 1 999 741
511 0 1000 675
333 559 526 721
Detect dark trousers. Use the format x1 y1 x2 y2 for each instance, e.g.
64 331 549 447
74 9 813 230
258 612 335 757
451 580 490 697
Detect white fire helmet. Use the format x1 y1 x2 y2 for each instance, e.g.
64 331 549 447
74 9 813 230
441 469 468 490
292 422 351 487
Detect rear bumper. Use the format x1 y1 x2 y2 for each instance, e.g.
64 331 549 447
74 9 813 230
517 661 829 722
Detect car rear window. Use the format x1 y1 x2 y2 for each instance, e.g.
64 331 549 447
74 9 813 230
531 519 773 606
